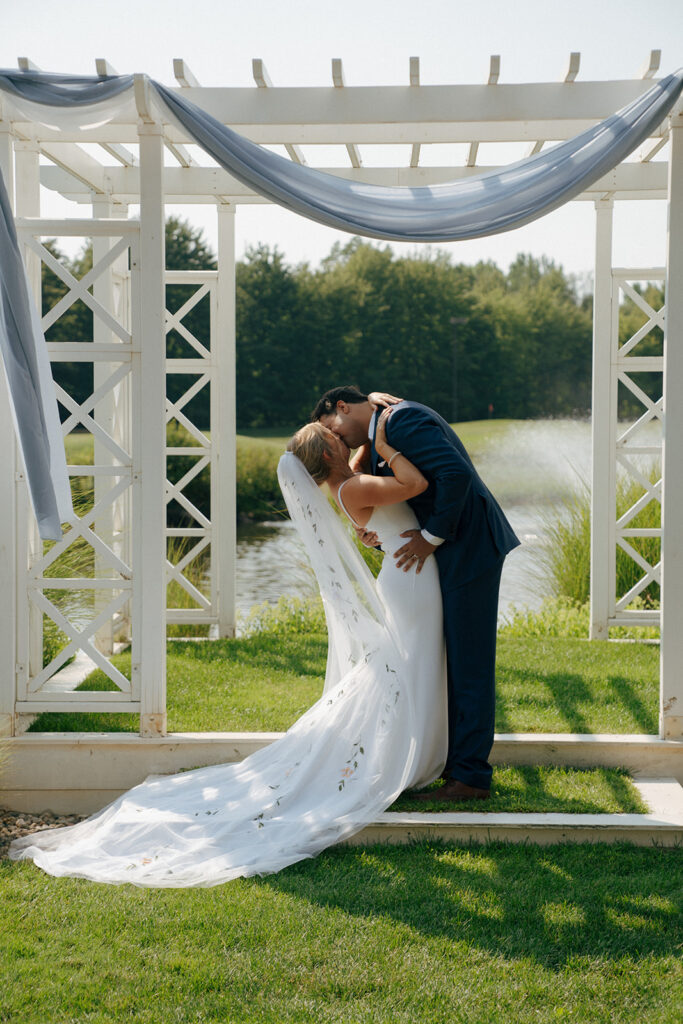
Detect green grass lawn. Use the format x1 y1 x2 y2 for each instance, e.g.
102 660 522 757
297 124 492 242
28 633 660 737
7 626 680 1021
24 633 660 815
1 841 680 1024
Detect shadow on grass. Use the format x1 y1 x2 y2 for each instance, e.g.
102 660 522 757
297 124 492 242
390 766 644 815
260 840 682 968
496 664 658 734
607 675 658 733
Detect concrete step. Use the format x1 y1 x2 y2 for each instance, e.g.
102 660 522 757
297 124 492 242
347 779 683 848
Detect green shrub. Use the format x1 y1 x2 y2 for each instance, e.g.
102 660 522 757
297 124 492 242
235 437 285 520
541 465 661 610
501 596 660 640
241 595 326 636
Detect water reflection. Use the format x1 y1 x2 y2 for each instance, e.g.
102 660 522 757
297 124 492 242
236 419 599 627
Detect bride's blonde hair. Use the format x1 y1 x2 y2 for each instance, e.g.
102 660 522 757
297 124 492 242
287 423 334 484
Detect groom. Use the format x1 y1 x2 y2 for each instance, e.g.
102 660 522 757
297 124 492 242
312 386 520 802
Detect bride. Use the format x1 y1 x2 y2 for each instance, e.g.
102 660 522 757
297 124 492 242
9 410 447 887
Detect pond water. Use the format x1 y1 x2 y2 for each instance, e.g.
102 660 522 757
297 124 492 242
235 418 598 629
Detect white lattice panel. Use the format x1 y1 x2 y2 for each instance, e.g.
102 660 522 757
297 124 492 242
15 220 142 713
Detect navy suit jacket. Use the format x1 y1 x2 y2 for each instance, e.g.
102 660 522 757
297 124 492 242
371 401 520 590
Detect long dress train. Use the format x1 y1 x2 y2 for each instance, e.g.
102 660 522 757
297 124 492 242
9 455 447 887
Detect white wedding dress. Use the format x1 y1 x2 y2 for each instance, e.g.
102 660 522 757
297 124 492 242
9 455 447 887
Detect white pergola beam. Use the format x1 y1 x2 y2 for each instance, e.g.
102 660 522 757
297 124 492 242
173 59 200 88
30 139 111 195
564 52 581 83
409 58 421 166
640 50 661 80
637 136 669 163
252 58 272 89
488 55 500 85
527 53 581 157
40 159 670 204
10 80 668 147
252 59 305 165
95 58 119 77
332 59 362 168
100 143 138 167
164 139 197 167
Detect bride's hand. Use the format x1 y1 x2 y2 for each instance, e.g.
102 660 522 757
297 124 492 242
368 391 402 410
375 406 394 451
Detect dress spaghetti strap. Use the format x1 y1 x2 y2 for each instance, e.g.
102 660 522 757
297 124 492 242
337 477 361 528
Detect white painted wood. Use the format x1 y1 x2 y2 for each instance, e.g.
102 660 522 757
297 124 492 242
173 59 200 89
639 50 661 79
564 52 581 83
95 58 118 77
92 198 127 657
661 101 683 740
409 57 420 87
215 205 237 637
34 142 110 195
605 271 664 633
590 199 614 639
9 78 669 152
0 123 15 736
101 144 138 167
136 122 167 736
488 55 500 85
40 161 670 207
252 58 272 89
252 60 305 165
331 59 362 168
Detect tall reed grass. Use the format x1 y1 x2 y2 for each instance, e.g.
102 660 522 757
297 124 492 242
540 465 661 609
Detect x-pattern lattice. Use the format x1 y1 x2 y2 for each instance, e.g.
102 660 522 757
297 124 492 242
612 273 664 617
15 223 140 705
164 272 217 625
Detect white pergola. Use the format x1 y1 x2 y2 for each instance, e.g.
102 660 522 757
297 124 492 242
0 52 681 757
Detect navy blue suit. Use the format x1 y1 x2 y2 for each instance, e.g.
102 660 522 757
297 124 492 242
371 401 520 789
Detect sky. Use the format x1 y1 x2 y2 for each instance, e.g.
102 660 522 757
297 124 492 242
2 0 682 280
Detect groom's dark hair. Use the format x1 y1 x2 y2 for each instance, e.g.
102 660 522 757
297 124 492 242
310 385 369 422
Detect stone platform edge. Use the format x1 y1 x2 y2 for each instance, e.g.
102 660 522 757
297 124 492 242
1 732 682 816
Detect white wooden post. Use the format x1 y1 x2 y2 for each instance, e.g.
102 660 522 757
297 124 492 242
590 198 614 639
135 112 167 736
661 102 683 740
215 204 237 637
0 119 16 735
92 197 118 655
13 142 43 692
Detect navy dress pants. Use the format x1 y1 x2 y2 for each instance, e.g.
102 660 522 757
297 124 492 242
441 557 504 791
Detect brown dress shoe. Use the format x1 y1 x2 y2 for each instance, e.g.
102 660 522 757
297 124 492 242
415 779 490 803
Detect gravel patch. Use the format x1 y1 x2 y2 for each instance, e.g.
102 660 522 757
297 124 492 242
0 808 87 860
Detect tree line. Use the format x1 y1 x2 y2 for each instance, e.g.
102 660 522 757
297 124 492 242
42 216 663 429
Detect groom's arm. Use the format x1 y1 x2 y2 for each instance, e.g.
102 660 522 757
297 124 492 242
385 406 473 541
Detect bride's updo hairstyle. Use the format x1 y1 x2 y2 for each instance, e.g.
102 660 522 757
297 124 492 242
287 423 334 484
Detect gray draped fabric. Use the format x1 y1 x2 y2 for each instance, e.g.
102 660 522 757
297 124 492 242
0 160 69 540
0 67 681 537
154 70 683 241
